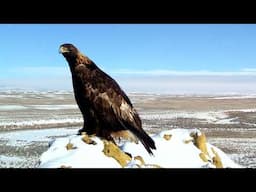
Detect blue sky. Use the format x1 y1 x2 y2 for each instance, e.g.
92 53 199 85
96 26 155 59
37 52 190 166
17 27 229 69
1 24 256 94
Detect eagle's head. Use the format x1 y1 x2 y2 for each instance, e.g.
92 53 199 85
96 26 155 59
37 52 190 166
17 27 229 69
59 43 92 67
59 43 79 58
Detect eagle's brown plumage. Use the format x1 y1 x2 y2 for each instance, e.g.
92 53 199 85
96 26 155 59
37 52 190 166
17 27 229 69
59 43 156 155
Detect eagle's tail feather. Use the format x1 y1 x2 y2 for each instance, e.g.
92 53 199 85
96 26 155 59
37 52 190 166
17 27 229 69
134 129 156 155
117 119 156 155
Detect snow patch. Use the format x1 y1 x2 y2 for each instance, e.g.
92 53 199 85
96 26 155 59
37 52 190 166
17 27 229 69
0 118 83 128
226 108 256 113
140 111 238 124
213 95 256 99
0 155 25 162
0 105 28 110
29 105 78 110
38 128 242 168
0 128 78 146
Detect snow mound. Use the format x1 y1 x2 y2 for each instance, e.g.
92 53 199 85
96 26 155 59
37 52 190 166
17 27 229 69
38 128 242 168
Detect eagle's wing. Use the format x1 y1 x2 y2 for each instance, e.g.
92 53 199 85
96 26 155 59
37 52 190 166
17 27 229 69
92 70 142 130
75 64 156 154
75 63 140 129
97 86 156 155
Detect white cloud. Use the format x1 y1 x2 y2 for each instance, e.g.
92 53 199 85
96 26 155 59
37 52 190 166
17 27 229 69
241 68 256 72
0 66 72 90
111 69 256 76
2 67 256 94
9 67 256 77
116 75 256 95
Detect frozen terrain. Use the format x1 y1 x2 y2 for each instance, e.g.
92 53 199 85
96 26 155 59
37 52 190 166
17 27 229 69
0 127 77 168
39 129 241 168
0 90 255 168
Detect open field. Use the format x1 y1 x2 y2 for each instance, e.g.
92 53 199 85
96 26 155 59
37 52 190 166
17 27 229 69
0 91 255 168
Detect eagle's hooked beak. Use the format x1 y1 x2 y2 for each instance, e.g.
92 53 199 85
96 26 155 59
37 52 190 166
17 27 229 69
59 46 69 54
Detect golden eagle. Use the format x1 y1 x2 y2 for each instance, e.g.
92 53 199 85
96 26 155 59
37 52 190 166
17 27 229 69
59 43 156 155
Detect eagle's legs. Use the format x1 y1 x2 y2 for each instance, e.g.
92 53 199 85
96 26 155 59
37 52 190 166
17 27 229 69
77 127 96 136
77 128 88 135
77 115 97 135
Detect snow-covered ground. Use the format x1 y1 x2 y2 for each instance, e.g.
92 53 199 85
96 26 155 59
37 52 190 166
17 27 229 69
2 108 256 130
0 128 78 147
140 110 239 124
227 108 256 113
0 155 26 167
0 91 254 168
0 118 83 129
0 127 79 168
0 104 78 111
212 95 256 99
38 128 241 168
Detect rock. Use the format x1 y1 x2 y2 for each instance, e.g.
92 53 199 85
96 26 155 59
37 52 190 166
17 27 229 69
60 165 72 168
211 147 223 168
102 140 132 167
199 152 209 162
163 134 172 141
191 132 209 156
66 142 77 150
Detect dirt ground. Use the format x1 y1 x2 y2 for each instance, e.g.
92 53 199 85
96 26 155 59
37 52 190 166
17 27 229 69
0 92 255 167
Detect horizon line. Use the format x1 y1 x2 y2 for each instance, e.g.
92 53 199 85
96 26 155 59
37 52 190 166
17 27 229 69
3 66 256 77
